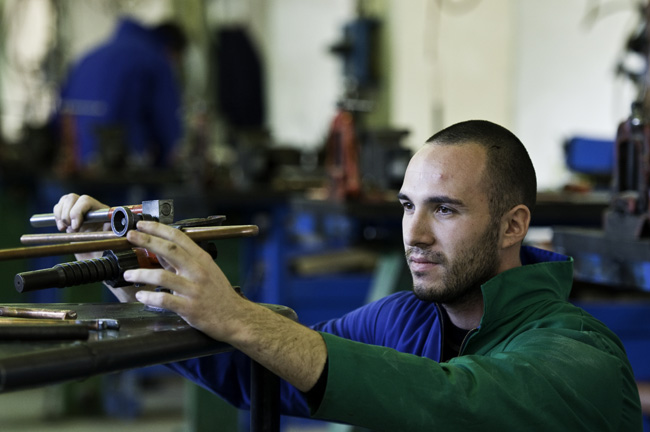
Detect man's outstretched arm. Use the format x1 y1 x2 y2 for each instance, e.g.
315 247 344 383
126 221 328 392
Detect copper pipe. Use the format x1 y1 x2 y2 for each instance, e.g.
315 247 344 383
0 318 119 330
0 225 259 261
0 306 77 320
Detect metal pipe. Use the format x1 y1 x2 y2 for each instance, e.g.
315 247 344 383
21 231 118 245
250 360 280 432
29 204 149 228
30 208 113 228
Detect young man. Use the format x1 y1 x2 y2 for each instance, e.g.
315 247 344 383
53 120 642 430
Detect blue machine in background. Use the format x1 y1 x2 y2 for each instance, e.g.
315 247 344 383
565 136 614 176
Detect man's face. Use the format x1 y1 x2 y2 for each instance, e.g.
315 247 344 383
398 143 501 305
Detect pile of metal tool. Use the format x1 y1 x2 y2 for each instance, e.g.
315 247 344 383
0 199 259 340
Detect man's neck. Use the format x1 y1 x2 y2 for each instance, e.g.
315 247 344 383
442 289 485 330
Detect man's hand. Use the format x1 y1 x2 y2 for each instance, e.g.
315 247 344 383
123 221 328 392
123 221 243 340
53 193 109 235
52 193 142 302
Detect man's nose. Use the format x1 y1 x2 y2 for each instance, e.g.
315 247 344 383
403 212 435 247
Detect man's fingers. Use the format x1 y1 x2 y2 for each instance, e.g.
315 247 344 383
69 201 86 231
124 267 199 300
135 289 183 312
126 222 203 270
126 230 188 269
134 221 196 249
54 193 78 231
72 195 108 231
125 267 175 290
52 193 108 232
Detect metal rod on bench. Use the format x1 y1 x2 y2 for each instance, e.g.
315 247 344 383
0 225 259 261
250 360 280 432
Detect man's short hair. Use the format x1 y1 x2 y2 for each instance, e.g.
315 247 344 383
425 120 537 219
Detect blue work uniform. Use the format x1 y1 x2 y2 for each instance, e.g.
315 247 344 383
55 17 182 169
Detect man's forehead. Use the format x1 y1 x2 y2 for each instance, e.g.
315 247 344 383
401 143 490 207
408 143 487 176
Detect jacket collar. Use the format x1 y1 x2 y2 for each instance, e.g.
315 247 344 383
478 246 574 331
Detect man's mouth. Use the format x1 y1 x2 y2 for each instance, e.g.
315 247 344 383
406 251 445 272
408 258 437 271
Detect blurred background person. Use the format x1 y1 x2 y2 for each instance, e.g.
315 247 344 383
51 16 187 176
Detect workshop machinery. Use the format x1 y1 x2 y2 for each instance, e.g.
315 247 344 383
551 3 650 428
553 2 650 290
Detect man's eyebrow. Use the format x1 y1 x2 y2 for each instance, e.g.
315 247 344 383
425 196 465 206
397 192 465 207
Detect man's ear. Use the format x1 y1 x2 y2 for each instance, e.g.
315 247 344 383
500 204 531 249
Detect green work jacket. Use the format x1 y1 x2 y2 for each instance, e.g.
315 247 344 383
313 255 643 431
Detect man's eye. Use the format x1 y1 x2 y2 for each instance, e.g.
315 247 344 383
437 205 453 214
401 202 413 210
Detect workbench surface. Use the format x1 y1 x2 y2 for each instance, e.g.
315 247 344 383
0 302 296 393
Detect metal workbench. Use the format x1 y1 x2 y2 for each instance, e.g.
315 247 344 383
0 302 297 432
